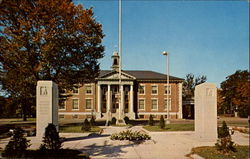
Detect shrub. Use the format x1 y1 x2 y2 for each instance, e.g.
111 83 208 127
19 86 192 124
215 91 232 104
218 121 230 138
148 114 154 126
90 116 96 126
215 121 236 153
82 118 91 131
159 115 165 129
40 123 63 150
2 127 30 158
124 116 130 124
111 117 117 125
110 130 151 141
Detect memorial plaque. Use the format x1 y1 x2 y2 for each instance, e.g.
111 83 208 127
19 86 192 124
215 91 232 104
195 83 217 142
36 81 58 139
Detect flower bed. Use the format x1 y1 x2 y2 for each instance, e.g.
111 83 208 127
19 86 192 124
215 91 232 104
110 130 151 141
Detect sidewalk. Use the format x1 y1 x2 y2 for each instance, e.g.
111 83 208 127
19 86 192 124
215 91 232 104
0 126 249 159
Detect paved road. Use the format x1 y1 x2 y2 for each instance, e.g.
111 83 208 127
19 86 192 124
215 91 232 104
0 126 249 159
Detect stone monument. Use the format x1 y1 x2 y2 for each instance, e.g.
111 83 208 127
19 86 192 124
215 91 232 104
36 81 58 138
195 83 217 142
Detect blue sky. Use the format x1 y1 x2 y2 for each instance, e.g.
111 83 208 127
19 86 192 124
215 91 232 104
76 0 249 87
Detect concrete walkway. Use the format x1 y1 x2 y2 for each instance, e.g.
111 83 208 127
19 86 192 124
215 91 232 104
0 126 249 159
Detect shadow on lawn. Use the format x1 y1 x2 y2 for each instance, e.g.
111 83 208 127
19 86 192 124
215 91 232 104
65 133 110 142
78 140 144 158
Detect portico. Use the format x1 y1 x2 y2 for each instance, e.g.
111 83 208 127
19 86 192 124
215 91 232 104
96 80 135 120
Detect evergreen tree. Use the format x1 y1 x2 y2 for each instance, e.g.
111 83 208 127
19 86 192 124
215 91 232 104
3 127 30 158
41 123 63 150
216 121 236 153
218 121 230 138
148 114 154 126
82 118 91 131
159 115 165 129
111 117 117 125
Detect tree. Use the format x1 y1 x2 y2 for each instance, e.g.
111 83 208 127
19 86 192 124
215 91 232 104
3 127 30 158
0 0 104 120
81 118 91 131
218 121 230 138
41 123 63 150
216 121 236 153
148 114 154 126
220 70 249 117
159 115 165 129
182 73 207 99
217 89 225 115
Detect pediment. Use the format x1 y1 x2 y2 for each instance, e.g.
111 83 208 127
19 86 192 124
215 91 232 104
99 71 135 80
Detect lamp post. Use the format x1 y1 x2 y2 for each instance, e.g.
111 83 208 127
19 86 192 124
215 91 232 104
162 51 170 124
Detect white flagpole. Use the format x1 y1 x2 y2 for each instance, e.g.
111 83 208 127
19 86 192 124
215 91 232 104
118 0 122 121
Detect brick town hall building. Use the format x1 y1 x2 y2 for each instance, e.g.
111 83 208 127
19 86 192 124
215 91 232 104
59 52 184 120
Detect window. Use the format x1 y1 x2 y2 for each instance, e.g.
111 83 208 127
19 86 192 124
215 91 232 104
72 99 79 110
113 59 118 65
73 87 79 94
72 115 78 119
86 99 92 109
164 98 171 111
151 99 158 110
85 85 92 94
151 85 158 95
164 85 171 95
138 99 145 110
59 100 65 110
139 85 145 94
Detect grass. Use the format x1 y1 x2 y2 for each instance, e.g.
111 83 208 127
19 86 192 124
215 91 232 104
143 124 194 131
189 146 249 159
59 125 101 133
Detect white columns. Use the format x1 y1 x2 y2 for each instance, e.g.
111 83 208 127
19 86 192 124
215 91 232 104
130 85 134 113
107 84 111 113
178 83 183 119
120 85 124 116
97 84 101 113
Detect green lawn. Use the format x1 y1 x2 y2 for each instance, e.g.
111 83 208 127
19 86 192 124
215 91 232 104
143 124 194 131
189 146 249 159
59 125 101 133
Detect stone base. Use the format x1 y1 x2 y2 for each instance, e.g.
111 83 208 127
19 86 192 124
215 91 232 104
126 112 135 120
96 112 102 119
116 118 126 126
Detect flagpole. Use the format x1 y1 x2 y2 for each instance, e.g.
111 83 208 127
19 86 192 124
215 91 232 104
118 0 122 122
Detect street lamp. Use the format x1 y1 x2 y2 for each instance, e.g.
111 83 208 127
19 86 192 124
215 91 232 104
162 51 170 124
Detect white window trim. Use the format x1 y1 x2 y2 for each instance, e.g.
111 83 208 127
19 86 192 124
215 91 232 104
151 84 158 95
138 98 145 110
151 98 158 110
72 87 79 95
164 98 172 111
85 98 93 110
164 84 171 95
59 101 66 110
138 84 145 95
72 98 79 110
85 84 93 95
